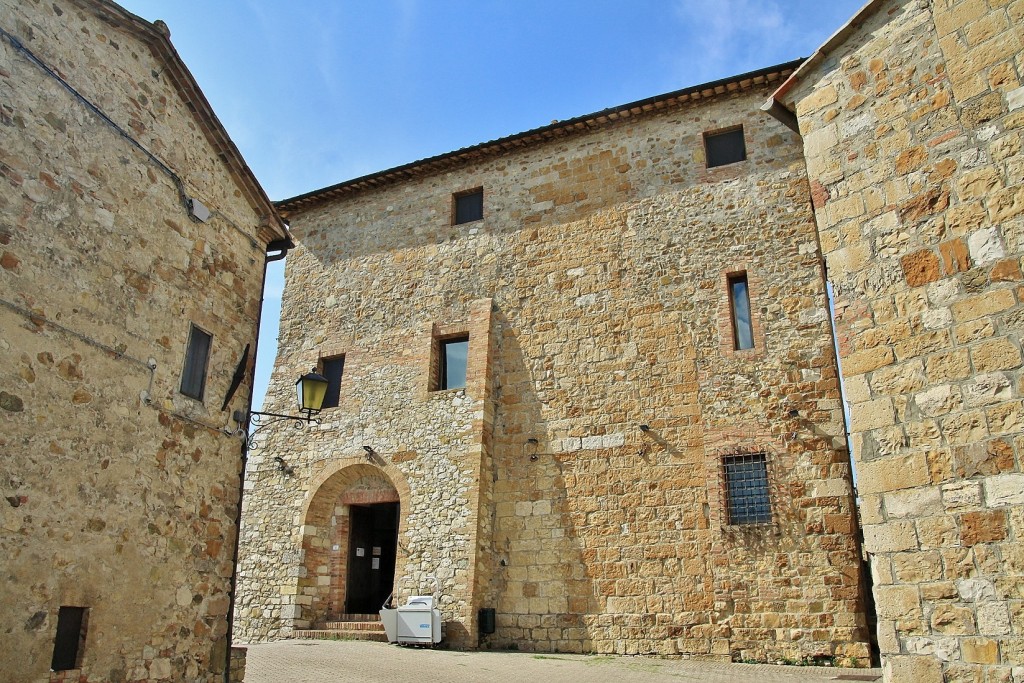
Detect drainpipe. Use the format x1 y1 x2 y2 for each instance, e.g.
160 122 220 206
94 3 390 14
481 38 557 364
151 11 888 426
224 231 292 683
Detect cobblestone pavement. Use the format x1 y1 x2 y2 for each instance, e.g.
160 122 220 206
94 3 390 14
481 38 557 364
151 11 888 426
242 640 882 683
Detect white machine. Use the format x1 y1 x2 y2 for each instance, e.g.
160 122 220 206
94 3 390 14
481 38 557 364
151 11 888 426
396 595 442 645
379 576 443 646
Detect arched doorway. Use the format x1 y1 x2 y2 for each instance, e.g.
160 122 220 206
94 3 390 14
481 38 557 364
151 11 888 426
300 464 404 622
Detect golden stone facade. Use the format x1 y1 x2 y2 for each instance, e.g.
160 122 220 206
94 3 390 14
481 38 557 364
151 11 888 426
772 0 1024 680
0 1 286 680
236 68 872 664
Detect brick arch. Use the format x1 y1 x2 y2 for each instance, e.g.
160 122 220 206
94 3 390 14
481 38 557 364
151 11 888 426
297 462 411 624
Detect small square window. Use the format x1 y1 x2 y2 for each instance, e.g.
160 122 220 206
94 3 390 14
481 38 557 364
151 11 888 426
320 356 344 409
728 272 754 351
437 336 469 390
723 453 771 525
705 127 746 168
180 325 212 400
453 189 483 225
51 606 88 671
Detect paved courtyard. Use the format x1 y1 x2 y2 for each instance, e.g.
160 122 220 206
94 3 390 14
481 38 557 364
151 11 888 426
242 640 882 683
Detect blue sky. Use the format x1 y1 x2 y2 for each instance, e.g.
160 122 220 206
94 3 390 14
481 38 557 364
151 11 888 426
118 0 865 409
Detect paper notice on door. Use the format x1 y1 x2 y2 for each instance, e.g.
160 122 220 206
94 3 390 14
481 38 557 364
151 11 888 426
372 546 382 556
372 558 380 570
356 547 365 557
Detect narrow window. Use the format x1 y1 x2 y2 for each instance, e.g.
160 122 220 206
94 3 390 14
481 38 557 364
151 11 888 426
453 189 483 225
51 606 88 671
723 453 771 525
180 325 212 399
438 336 469 390
728 272 754 350
705 127 746 168
320 356 345 409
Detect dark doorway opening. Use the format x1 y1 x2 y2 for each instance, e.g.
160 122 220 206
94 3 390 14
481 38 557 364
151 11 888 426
345 502 399 614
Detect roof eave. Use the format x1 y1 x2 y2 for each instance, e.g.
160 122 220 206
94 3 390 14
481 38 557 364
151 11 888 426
277 58 806 217
72 0 289 244
763 0 888 132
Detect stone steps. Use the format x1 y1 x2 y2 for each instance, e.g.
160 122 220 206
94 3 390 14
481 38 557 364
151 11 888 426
293 614 389 642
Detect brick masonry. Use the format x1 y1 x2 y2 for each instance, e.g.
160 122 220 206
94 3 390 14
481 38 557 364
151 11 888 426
777 0 1024 680
235 79 872 664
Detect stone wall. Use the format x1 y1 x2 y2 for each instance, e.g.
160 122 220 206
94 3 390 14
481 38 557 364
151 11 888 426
237 79 871 663
779 0 1024 679
0 1 282 680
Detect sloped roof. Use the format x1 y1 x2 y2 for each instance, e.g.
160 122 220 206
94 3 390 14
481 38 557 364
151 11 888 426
765 0 885 111
276 59 804 217
72 0 288 245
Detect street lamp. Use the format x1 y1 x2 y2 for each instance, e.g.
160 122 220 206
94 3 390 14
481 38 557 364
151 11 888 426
234 367 329 451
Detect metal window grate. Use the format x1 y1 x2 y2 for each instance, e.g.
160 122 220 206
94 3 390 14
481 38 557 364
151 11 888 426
722 453 771 525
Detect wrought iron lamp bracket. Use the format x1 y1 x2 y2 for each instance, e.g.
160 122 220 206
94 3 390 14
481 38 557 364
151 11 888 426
242 410 319 452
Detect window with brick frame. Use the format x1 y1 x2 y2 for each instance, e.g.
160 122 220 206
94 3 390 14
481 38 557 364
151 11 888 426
433 334 469 391
722 453 771 525
320 355 344 409
180 324 212 400
51 606 88 671
704 126 746 168
728 272 754 351
453 188 483 225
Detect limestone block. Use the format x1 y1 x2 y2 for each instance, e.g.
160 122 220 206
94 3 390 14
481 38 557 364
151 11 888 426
971 337 1022 372
950 289 1016 322
986 474 1024 507
863 521 918 553
850 398 897 431
962 637 1000 664
884 486 942 518
930 603 977 635
892 550 943 584
857 452 930 495
843 348 892 378
960 510 1008 546
963 372 1013 407
884 654 943 682
978 601 1012 635
874 585 921 620
968 227 1006 266
942 481 983 510
958 578 998 602
915 384 962 417
941 410 990 445
904 635 961 662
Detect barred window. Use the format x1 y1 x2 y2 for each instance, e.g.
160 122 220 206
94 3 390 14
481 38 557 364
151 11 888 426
723 453 771 525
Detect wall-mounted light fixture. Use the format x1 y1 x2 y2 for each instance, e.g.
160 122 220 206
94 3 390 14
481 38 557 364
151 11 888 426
273 456 295 476
527 438 539 461
362 445 375 460
639 424 651 432
234 367 329 452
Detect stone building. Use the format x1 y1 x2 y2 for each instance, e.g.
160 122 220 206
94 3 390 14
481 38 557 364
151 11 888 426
0 1 288 681
766 0 1024 680
235 61 873 664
